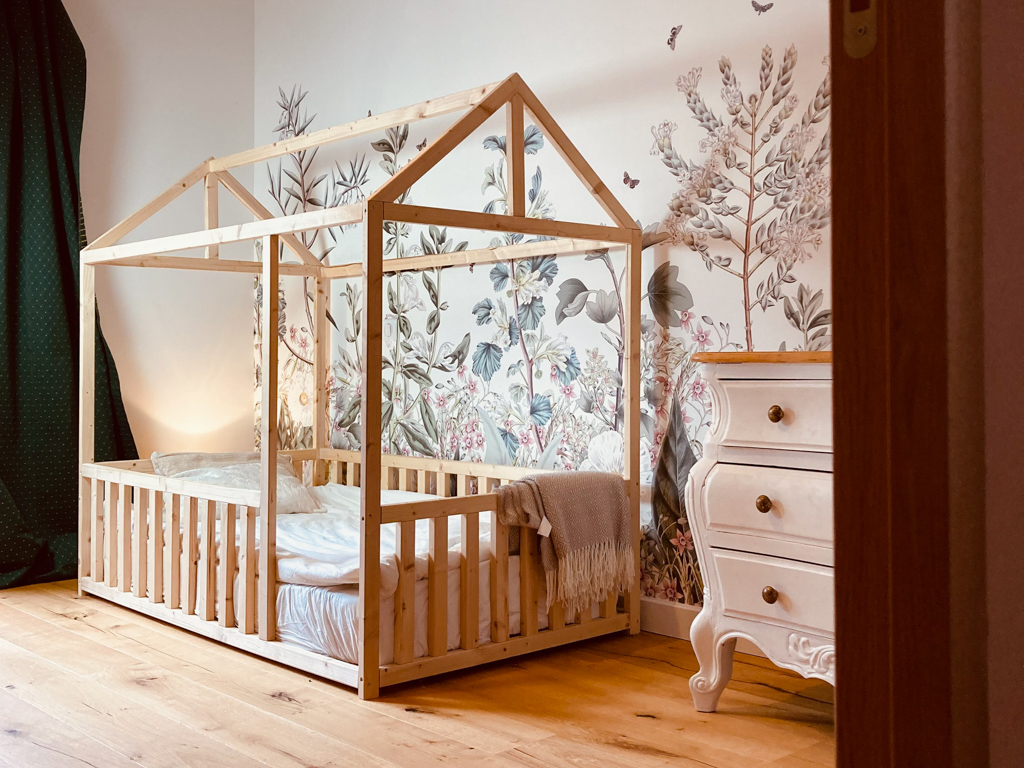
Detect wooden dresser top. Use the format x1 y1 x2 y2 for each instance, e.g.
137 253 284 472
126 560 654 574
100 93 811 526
690 351 833 364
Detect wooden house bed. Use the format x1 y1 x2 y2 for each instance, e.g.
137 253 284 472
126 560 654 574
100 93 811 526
77 73 643 699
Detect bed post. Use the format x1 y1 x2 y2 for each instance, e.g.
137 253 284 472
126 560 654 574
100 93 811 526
313 275 328 484
78 261 96 595
204 172 218 259
358 201 384 699
623 230 642 634
259 234 280 641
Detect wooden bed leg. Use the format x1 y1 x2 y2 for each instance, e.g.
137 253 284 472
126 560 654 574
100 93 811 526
358 203 384 700
78 262 96 594
623 232 643 635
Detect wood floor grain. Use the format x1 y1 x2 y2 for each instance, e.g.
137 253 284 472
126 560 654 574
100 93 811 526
0 581 834 767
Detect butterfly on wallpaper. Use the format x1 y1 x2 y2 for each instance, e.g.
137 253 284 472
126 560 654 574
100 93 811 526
752 1 774 14
623 172 640 189
667 24 682 50
417 139 427 151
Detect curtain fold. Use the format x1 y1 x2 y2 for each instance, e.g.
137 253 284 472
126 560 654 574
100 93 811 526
0 0 137 588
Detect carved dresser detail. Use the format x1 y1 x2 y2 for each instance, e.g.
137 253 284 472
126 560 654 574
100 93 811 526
683 352 834 712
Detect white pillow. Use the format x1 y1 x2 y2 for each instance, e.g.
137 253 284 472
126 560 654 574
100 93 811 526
152 453 321 515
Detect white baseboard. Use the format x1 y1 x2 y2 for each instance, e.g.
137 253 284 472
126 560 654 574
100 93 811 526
639 597 764 658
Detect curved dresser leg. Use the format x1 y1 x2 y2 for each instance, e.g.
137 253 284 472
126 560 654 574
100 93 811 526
688 602 736 713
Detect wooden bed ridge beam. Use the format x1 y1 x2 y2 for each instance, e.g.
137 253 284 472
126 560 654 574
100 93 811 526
208 79 504 172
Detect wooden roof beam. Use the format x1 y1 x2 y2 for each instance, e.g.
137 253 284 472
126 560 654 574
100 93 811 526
208 80 504 172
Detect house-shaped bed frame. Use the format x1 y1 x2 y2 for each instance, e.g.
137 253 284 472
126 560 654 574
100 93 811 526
78 73 642 699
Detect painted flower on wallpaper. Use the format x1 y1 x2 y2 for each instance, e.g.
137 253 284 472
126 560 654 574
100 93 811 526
653 45 833 351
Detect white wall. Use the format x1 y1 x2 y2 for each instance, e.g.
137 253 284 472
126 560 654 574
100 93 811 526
64 0 257 457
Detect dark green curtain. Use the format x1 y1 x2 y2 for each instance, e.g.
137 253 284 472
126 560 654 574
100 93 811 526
0 0 136 588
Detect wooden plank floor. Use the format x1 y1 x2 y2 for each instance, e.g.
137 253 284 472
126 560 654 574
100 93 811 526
0 581 834 767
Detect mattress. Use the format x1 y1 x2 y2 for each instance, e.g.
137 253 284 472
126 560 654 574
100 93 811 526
268 556 546 664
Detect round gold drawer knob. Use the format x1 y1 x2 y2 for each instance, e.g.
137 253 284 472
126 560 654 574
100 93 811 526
755 495 773 513
767 404 785 423
762 586 779 605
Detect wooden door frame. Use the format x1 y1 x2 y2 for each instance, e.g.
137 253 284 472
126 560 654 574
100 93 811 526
831 0 988 765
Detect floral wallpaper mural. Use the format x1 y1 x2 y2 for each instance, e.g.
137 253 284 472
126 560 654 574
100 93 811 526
253 21 832 609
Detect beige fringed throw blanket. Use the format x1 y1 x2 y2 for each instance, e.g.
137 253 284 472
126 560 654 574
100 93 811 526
495 472 632 616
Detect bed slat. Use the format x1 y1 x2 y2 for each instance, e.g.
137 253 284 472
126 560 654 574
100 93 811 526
460 511 480 650
104 482 118 588
218 503 237 627
199 499 216 621
164 493 181 609
182 497 198 614
117 484 131 592
393 519 416 664
490 511 509 643
89 480 102 583
427 515 448 657
524 528 540 638
147 490 164 602
238 506 257 634
132 488 148 598
600 593 617 619
520 526 539 636
549 601 565 631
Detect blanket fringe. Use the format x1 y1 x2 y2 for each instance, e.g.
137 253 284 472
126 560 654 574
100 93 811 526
545 540 634 617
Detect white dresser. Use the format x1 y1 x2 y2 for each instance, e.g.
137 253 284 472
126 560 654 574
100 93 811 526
683 352 834 712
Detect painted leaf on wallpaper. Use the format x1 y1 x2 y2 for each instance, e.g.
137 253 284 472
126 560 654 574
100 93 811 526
554 278 590 324
472 342 503 381
642 394 702 605
517 297 546 331
585 290 619 325
529 394 553 427
482 124 544 156
646 263 694 328
478 407 513 466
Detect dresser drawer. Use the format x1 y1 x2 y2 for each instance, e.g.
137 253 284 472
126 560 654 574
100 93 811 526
717 380 832 452
714 550 834 635
702 464 833 548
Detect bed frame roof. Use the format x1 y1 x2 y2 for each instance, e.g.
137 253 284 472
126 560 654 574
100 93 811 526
81 73 639 271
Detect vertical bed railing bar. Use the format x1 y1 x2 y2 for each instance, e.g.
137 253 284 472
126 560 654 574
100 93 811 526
259 234 280 642
79 74 642 699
